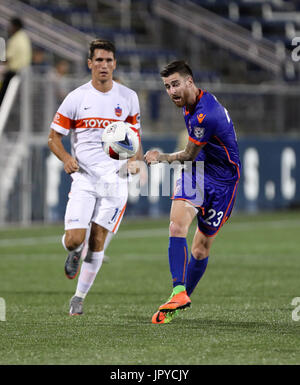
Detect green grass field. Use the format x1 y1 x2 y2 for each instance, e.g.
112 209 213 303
0 210 300 365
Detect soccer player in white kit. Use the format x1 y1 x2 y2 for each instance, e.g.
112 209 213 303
48 39 142 315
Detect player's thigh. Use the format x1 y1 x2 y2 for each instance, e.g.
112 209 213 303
169 199 197 237
191 228 216 260
64 185 96 232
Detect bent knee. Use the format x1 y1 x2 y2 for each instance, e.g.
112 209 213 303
65 230 85 250
191 245 209 260
169 221 189 238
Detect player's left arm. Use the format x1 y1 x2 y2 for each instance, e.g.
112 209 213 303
144 140 205 165
127 141 144 174
126 91 145 174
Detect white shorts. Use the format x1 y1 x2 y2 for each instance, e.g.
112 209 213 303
64 171 128 234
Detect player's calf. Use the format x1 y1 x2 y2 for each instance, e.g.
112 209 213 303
88 223 108 251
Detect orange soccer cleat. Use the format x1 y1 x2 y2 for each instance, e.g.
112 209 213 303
158 290 191 312
151 310 180 324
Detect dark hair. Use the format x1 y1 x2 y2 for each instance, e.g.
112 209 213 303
160 60 193 79
88 39 116 59
10 17 23 30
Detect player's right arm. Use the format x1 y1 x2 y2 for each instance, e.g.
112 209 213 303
48 129 79 174
48 91 79 174
144 140 205 165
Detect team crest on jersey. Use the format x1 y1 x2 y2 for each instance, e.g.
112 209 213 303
194 126 205 138
115 105 122 117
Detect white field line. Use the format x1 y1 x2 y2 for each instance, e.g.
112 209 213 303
0 218 299 248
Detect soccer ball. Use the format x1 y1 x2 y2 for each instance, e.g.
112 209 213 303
102 121 140 160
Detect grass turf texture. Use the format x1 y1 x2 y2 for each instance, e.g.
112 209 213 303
0 210 300 365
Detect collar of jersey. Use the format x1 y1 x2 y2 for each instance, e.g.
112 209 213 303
184 89 204 116
89 80 115 95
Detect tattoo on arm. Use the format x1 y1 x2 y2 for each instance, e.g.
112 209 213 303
158 140 205 163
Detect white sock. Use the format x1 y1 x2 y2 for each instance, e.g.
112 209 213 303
104 231 114 253
81 226 91 260
75 250 104 299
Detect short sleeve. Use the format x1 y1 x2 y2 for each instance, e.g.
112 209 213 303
125 92 141 128
189 112 214 146
125 91 141 140
50 92 76 136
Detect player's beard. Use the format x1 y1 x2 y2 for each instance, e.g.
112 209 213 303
172 95 185 107
171 87 190 107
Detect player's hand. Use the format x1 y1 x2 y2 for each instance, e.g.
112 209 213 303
63 155 80 174
127 159 141 175
144 150 160 165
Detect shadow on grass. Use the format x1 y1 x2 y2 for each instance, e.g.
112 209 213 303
126 313 300 334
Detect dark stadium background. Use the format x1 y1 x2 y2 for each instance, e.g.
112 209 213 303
0 0 299 224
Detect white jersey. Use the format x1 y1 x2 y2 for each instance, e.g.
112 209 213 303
50 80 141 180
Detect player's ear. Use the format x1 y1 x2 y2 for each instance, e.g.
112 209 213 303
186 76 193 88
113 59 117 70
87 58 92 70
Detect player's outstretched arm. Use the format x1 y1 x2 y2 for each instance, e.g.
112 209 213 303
144 140 205 165
48 129 79 174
